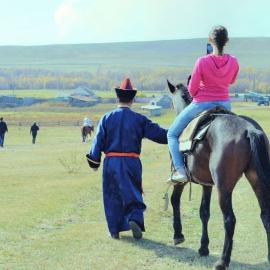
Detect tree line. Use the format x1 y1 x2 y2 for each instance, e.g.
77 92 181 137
0 66 269 94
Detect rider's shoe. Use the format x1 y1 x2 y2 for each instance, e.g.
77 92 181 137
167 170 188 185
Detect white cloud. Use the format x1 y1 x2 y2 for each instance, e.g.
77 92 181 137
54 0 270 43
54 0 192 43
54 1 82 39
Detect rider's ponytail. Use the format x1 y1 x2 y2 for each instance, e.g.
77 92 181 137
209 25 228 55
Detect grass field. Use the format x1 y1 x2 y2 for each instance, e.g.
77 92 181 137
1 102 270 269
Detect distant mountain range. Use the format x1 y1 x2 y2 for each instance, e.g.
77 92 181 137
0 38 269 71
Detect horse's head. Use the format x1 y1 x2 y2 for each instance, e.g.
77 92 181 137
167 80 192 115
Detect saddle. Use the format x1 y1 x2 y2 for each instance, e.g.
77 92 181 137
170 106 234 188
179 106 234 153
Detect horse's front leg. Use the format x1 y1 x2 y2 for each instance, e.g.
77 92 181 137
198 185 212 256
171 184 185 245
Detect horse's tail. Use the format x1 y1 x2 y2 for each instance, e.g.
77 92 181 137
247 128 270 190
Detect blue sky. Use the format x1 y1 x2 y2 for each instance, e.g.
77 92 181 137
1 0 270 45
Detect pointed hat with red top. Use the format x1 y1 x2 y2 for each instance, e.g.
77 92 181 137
115 78 137 101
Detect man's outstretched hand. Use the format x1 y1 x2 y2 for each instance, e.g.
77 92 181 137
86 154 100 170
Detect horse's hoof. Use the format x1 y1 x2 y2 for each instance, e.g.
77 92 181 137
174 235 185 245
198 247 209 257
213 260 227 270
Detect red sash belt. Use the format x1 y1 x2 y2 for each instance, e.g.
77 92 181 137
105 152 140 158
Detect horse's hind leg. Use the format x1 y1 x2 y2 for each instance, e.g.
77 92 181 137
209 143 246 269
210 162 238 269
198 185 212 257
246 169 270 263
214 189 236 270
171 184 185 245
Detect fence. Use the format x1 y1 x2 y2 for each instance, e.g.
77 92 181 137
7 121 93 127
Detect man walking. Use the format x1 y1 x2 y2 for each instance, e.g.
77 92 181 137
86 78 168 240
0 117 8 148
30 122 40 144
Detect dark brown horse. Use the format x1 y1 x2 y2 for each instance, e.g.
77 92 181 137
81 126 94 142
167 80 270 270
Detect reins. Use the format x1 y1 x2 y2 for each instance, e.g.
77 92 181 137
163 159 192 211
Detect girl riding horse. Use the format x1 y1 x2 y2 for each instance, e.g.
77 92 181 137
166 25 270 270
167 25 239 184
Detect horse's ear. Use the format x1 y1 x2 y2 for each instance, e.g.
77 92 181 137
167 80 176 94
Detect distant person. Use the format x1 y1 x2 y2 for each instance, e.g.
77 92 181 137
83 116 93 128
30 122 39 144
81 116 94 142
86 78 167 240
167 25 239 184
0 117 8 148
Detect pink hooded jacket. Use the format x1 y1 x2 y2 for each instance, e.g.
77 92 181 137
188 54 239 102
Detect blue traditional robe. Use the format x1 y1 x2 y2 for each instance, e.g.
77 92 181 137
87 106 167 235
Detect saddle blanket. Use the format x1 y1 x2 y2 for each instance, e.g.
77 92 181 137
179 106 231 152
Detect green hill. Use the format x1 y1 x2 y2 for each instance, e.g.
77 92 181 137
0 38 270 71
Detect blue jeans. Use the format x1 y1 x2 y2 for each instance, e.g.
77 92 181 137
0 133 5 147
167 101 231 171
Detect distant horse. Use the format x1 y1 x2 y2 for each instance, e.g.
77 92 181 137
167 80 270 270
81 126 94 142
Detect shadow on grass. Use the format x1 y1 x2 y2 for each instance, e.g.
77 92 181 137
121 236 269 270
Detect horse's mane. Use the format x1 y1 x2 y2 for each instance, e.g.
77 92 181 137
176 83 193 105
